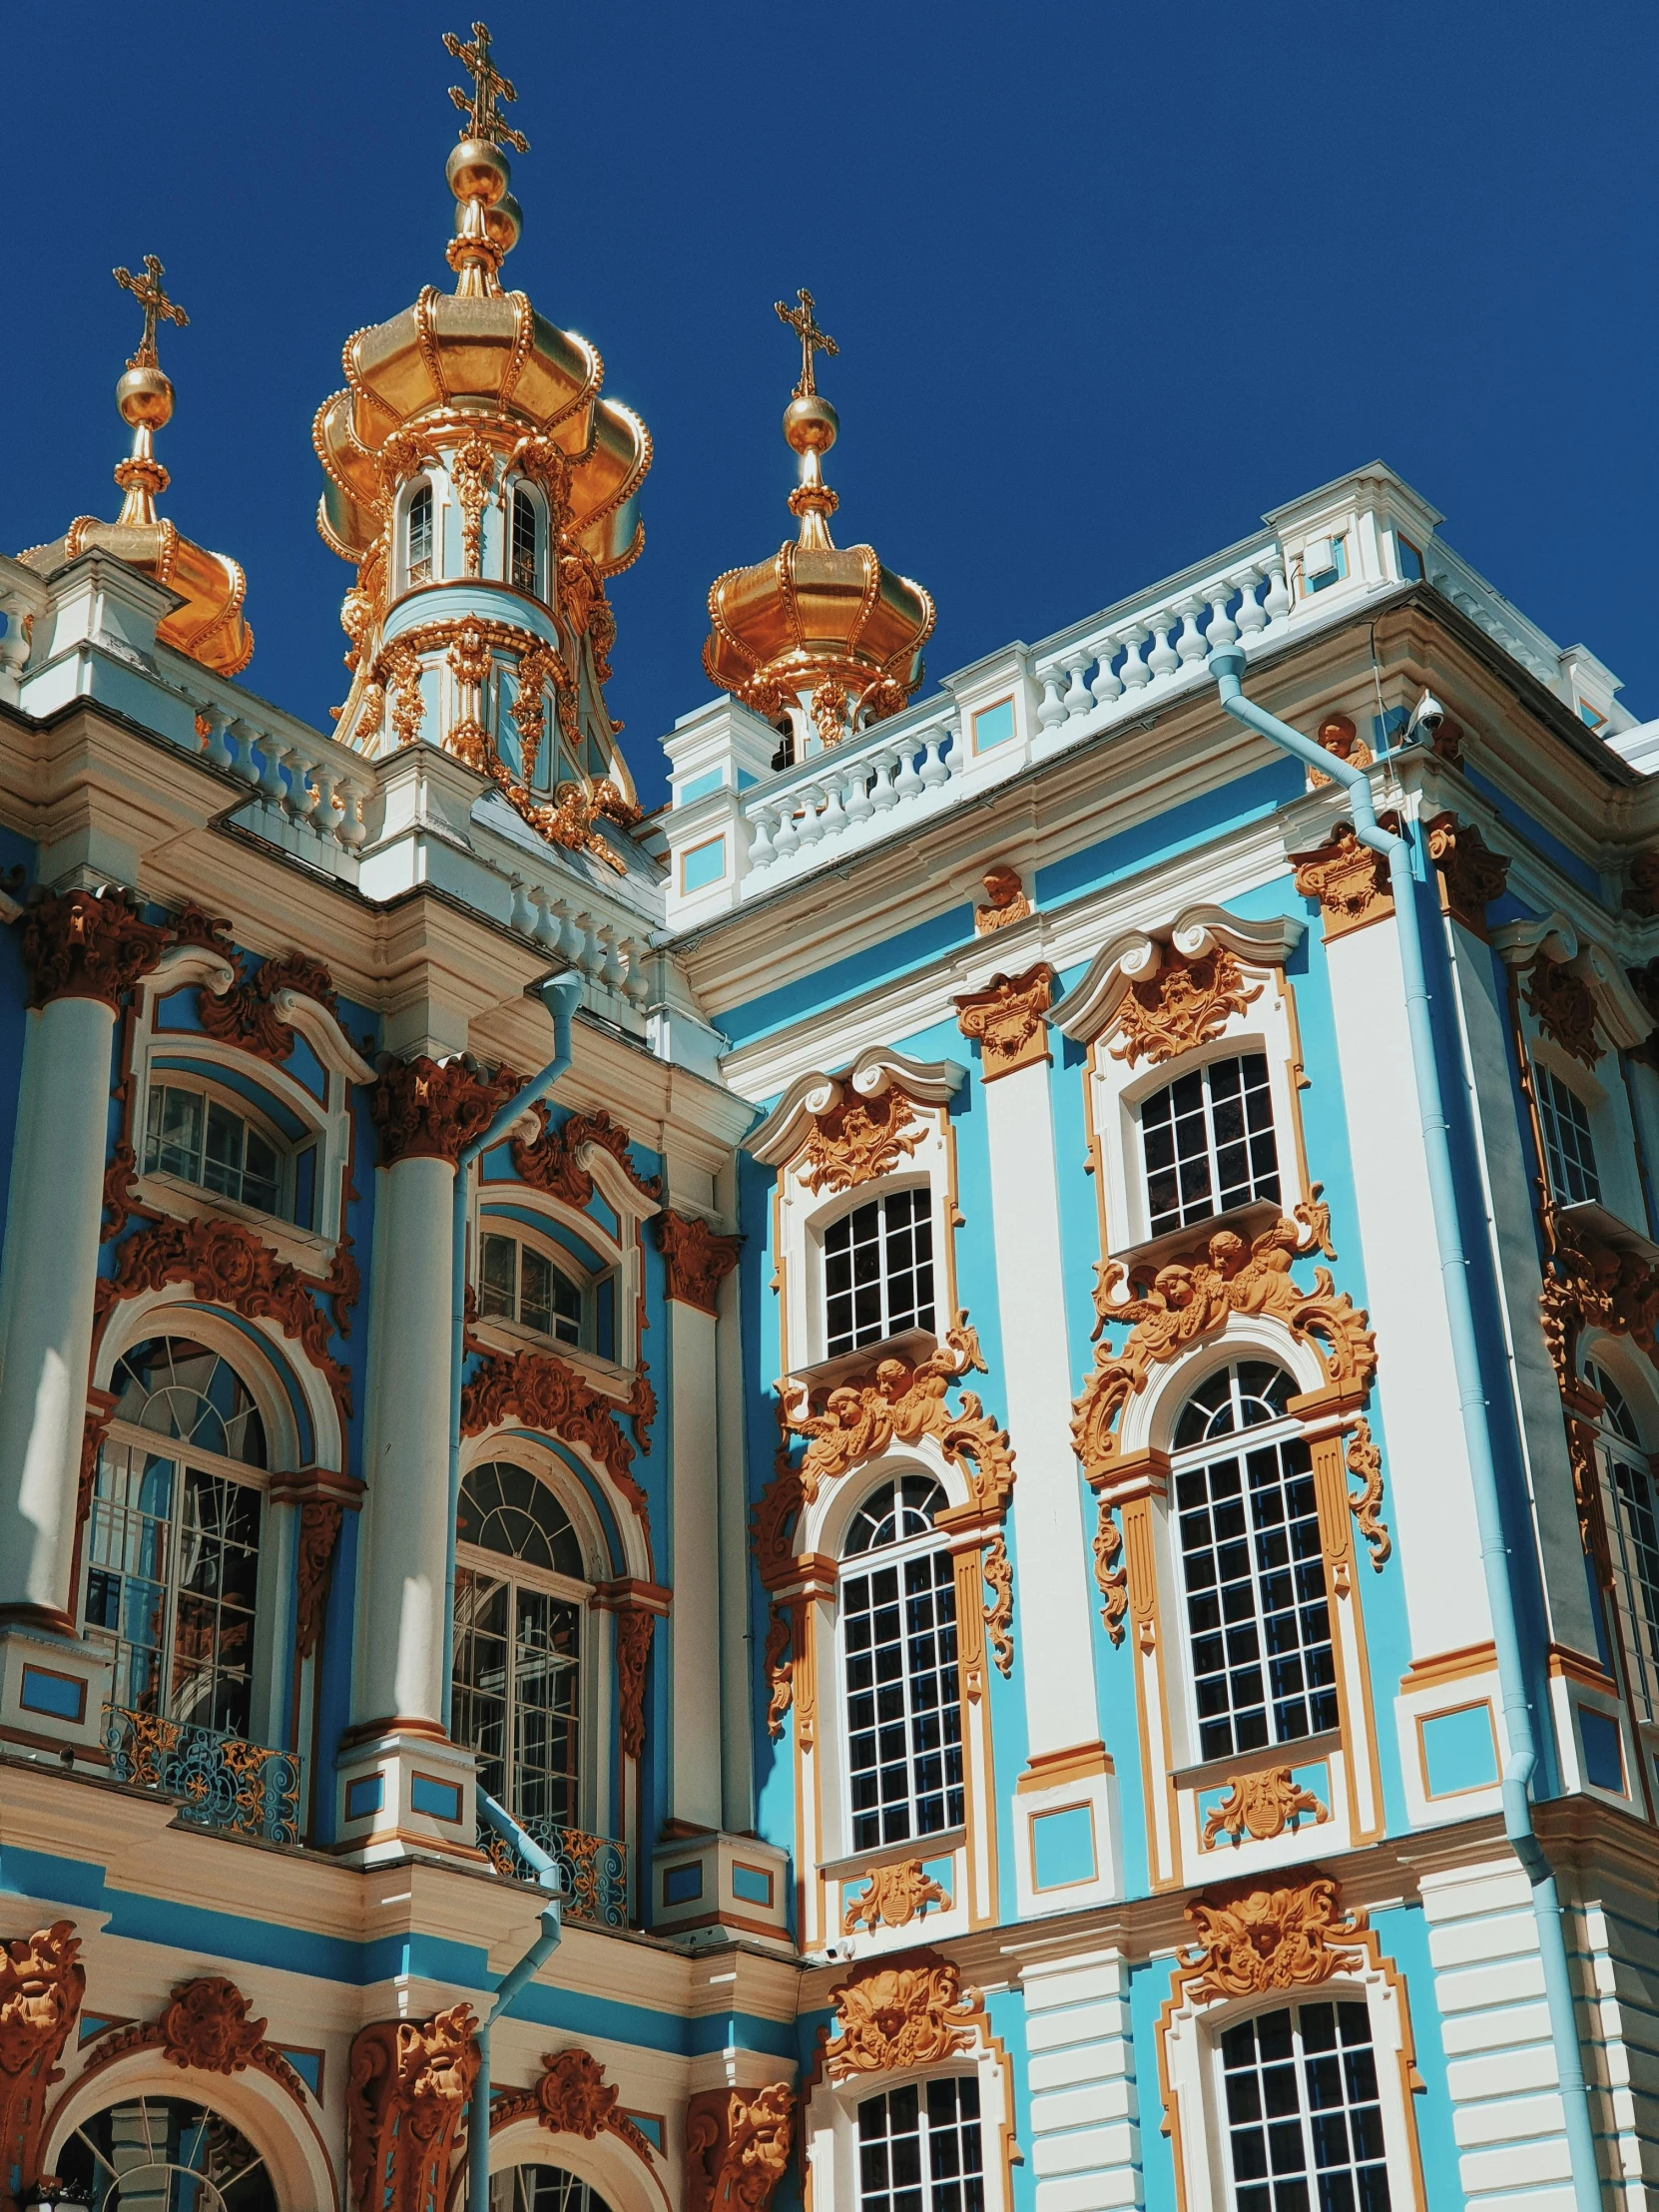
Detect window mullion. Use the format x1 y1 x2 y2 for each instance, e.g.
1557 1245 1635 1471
1292 2013 1321 2194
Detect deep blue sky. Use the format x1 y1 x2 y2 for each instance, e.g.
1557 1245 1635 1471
11 1 1656 808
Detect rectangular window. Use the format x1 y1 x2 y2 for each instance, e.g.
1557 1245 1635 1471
1177 1433 1336 1762
511 494 538 593
407 487 433 586
1535 1064 1601 1205
1141 1053 1280 1240
145 1084 285 1219
1221 2002 1391 2212
478 1233 582 1348
842 1549 961 1850
1607 1450 1659 1718
452 1568 581 1833
824 1189 935 1358
857 2079 983 2212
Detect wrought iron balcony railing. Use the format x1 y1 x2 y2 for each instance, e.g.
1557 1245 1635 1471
103 1705 302 1846
478 1815 628 1928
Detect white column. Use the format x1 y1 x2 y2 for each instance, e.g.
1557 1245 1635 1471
980 1057 1101 1759
667 1292 723 1829
716 1246 755 1834
355 1152 455 1728
0 996 117 1622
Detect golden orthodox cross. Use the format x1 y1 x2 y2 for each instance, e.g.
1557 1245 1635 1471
112 255 188 368
775 287 838 398
444 20 529 154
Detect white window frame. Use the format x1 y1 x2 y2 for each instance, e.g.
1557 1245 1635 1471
142 1074 307 1230
835 1472 963 1859
477 1222 593 1354
401 475 437 592
1209 1994 1397 2212
816 1178 939 1365
469 1187 640 1381
1524 1026 1643 1235
1135 1047 1286 1245
806 2054 1013 2212
507 479 547 599
453 1462 598 1843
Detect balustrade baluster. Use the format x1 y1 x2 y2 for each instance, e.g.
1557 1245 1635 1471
1262 553 1292 627
574 914 604 978
893 747 924 802
773 803 801 857
598 927 627 990
1092 641 1125 707
944 719 966 780
315 763 346 845
621 939 652 1008
1146 618 1180 680
1174 599 1209 670
1037 669 1067 731
819 775 849 837
287 750 322 826
529 885 559 948
748 807 777 866
335 773 367 849
918 731 949 788
1230 565 1266 639
1118 625 1152 692
509 875 536 932
199 706 235 771
843 762 875 821
795 786 828 845
256 732 289 804
1062 653 1094 718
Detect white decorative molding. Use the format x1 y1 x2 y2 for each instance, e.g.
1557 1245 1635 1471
1056 904 1305 1045
748 1046 966 1169
1491 911 1654 1049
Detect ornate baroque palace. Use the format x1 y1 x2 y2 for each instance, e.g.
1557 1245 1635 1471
4 27 1659 2212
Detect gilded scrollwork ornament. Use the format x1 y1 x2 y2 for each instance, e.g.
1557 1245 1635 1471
794 1085 924 1196
1524 953 1601 1067
820 1951 984 2080
764 1603 793 1739
982 1533 1014 1675
954 963 1054 1081
1345 1418 1391 1569
346 2007 478 2212
1107 940 1261 1068
0 1921 85 2211
1181 1878 1363 2002
684 2085 795 2212
490 2046 654 2162
1200 1768 1330 1852
509 1103 662 1206
840 1860 952 1936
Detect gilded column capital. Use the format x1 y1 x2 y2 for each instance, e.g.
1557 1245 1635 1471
655 1209 742 1314
685 2085 796 2212
953 961 1055 1081
346 2007 478 2212
21 886 169 1011
369 1053 522 1165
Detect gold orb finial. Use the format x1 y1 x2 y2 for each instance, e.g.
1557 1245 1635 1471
441 22 528 296
774 289 842 548
110 256 188 524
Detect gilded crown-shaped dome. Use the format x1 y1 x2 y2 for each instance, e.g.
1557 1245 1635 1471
20 257 254 677
312 23 651 874
703 289 933 757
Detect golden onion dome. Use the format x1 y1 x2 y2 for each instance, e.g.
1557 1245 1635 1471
20 257 254 677
703 289 933 752
311 24 648 584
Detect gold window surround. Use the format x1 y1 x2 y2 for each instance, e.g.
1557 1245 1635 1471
799 1952 1018 2212
1083 1336 1387 1895
747 1047 966 1382
1055 905 1317 1269
752 1325 1012 1956
1154 1877 1428 2212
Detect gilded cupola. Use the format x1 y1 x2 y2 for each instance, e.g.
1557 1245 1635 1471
19 258 254 677
703 289 934 762
313 22 651 871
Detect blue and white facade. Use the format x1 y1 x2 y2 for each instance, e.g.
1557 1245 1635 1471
2 162 1658 2212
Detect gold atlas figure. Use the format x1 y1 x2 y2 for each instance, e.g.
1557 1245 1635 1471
444 20 529 152
113 255 188 369
775 287 837 399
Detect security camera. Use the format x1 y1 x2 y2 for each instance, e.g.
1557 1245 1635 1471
1406 689 1445 739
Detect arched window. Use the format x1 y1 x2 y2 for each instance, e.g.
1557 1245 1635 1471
145 1078 313 1228
479 1229 584 1349
511 488 541 594
1588 1360 1659 1715
84 1338 267 1736
58 2094 276 2212
491 2167 614 2212
1139 1051 1279 1240
840 1473 961 1851
856 2079 982 2212
406 482 434 586
824 1188 934 1358
1172 1361 1335 1764
453 1461 587 1843
1219 2000 1390 2210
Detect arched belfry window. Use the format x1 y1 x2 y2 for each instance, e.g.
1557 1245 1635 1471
406 482 434 587
83 1337 267 1736
1588 1360 1659 1715
840 1473 962 1850
453 1460 588 1841
511 487 541 595
1172 1360 1335 1763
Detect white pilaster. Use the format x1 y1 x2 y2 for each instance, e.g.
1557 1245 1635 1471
0 996 117 1622
716 1247 755 1834
980 1058 1100 1759
1022 1948 1143 2212
668 1294 723 1831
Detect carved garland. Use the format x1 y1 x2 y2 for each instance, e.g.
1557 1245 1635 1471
763 1604 793 1739
1200 1769 1330 1852
684 2085 796 2212
755 1317 1014 1585
294 1499 345 1662
490 2045 653 2162
509 1103 663 1207
953 964 1055 1081
981 1534 1014 1676
89 1975 307 2109
346 2006 478 2212
0 1921 85 2211
793 1088 923 1197
615 1609 653 1762
1345 1417 1391 1569
840 1861 952 1936
1073 1209 1374 1489
199 949 341 1064
819 1951 985 2080
95 1216 352 1425
460 1348 654 1536
1524 954 1601 1067
1539 1212 1659 1389
1107 942 1261 1068
1178 1877 1366 2004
